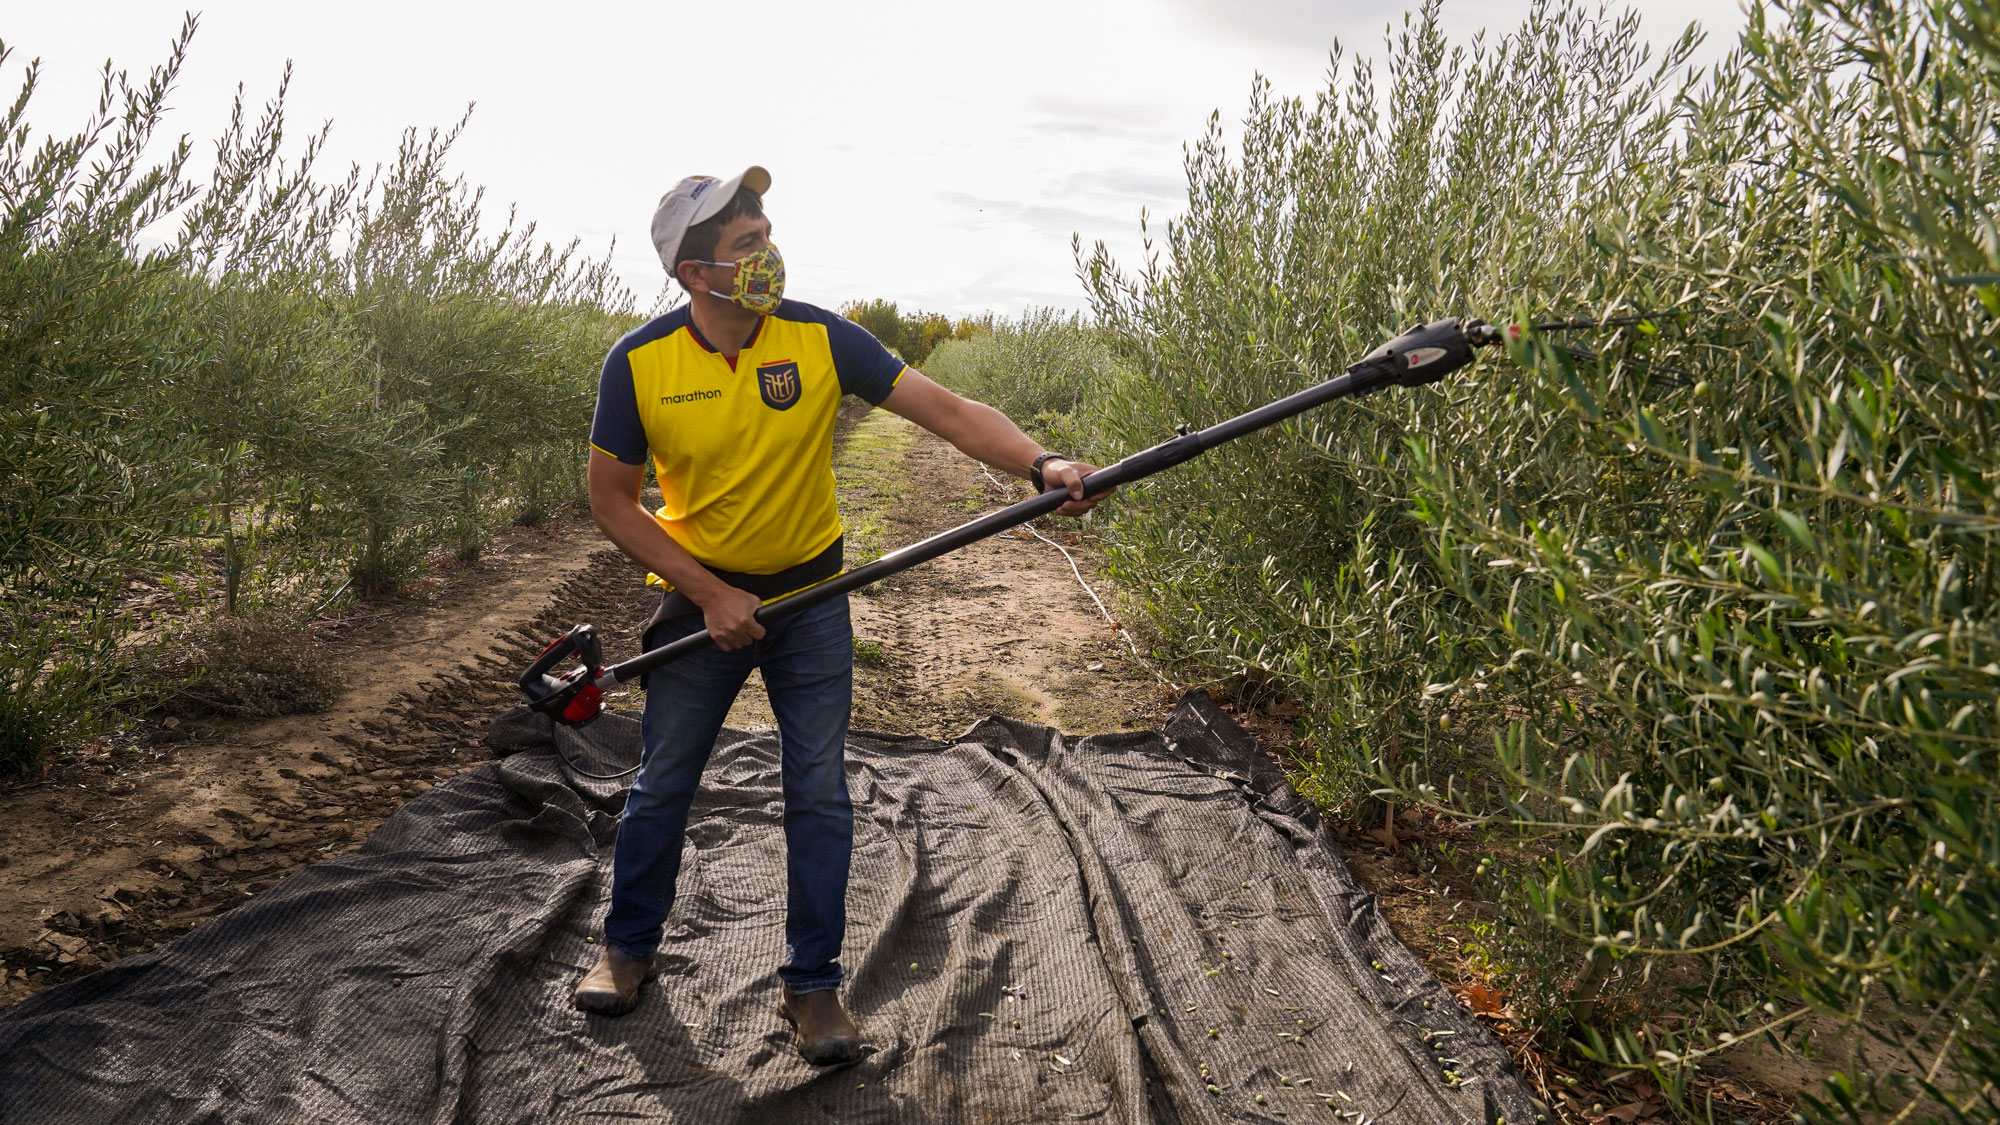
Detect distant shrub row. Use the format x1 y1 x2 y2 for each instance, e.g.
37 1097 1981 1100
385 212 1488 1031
838 298 991 367
919 305 1115 456
1 21 636 776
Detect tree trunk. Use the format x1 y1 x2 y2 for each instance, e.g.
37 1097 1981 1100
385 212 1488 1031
221 477 240 615
456 473 481 565
360 516 388 595
521 454 545 527
1372 731 1403 850
1568 945 1612 1029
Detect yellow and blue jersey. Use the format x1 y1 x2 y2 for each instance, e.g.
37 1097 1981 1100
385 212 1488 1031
589 300 907 576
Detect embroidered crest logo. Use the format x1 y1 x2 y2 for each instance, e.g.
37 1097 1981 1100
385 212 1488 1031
757 359 801 411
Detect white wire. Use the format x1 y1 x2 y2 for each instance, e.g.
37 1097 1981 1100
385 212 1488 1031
312 577 354 617
980 468 1173 686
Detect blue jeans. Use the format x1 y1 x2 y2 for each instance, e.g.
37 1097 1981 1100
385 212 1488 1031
602 595 854 993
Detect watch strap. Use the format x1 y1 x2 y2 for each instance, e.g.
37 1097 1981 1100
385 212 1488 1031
1029 451 1064 493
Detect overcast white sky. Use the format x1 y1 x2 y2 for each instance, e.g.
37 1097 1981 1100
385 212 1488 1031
7 0 1747 318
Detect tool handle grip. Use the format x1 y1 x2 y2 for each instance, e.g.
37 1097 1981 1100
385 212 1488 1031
631 622 727 672
519 624 601 699
1107 432 1206 482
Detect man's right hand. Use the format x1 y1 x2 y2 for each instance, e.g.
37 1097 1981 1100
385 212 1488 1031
700 586 767 651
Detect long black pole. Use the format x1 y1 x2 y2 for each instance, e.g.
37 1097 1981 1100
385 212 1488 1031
586 317 1497 691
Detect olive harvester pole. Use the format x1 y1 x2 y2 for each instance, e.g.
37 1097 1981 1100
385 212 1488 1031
519 317 1510 725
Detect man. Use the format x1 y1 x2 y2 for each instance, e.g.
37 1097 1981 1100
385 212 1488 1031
572 165 1109 1065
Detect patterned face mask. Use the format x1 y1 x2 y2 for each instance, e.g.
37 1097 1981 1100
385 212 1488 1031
699 243 785 314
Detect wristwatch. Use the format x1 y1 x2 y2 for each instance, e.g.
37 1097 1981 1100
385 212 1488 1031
1029 451 1065 493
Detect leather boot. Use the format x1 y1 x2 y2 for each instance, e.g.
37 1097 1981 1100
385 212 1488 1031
779 984 864 1065
572 947 654 1016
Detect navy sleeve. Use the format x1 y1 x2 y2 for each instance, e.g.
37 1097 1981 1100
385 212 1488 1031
589 345 647 465
827 315 909 405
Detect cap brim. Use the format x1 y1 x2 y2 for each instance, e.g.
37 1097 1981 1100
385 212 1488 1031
690 164 772 227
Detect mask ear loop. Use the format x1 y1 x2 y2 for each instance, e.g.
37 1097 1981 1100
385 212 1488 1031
692 259 739 304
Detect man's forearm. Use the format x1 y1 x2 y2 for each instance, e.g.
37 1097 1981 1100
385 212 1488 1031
590 498 733 606
933 397 1047 479
877 372 1106 513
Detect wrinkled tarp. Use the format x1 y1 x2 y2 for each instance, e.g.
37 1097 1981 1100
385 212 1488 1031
0 692 1539 1125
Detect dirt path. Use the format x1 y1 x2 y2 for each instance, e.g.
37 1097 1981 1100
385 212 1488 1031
0 407 1163 1012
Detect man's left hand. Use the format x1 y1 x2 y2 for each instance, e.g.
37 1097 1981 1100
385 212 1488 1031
1042 459 1113 516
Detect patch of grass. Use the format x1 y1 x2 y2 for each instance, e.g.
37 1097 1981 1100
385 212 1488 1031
851 636 890 668
922 307 1114 454
834 409 917 565
0 690 64 782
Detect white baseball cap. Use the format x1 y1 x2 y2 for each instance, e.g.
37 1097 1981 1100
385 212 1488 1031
650 165 772 273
